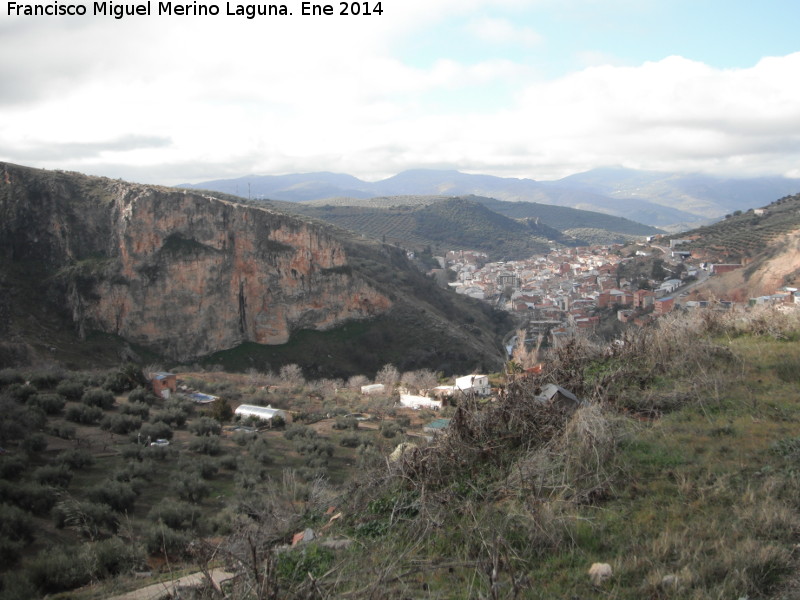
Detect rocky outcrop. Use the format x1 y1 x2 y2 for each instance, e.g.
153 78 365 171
0 164 391 360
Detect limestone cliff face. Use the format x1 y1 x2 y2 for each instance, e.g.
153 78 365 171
0 164 391 360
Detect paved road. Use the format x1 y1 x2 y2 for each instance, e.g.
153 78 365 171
106 568 234 600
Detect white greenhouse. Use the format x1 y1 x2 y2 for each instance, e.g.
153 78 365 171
234 404 288 423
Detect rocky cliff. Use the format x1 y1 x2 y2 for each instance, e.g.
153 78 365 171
0 163 392 361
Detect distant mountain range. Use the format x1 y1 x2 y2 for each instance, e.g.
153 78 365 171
181 167 800 230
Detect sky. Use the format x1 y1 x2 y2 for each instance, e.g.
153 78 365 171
2 0 800 185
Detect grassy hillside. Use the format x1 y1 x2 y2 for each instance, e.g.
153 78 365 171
258 305 800 599
472 196 661 237
673 193 800 262
275 196 658 260
276 197 555 260
4 306 800 599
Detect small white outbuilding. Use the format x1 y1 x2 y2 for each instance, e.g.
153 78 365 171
234 404 288 422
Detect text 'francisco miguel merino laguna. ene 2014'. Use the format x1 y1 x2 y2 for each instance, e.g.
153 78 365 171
2 1 362 18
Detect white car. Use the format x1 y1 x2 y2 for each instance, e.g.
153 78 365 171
150 439 170 446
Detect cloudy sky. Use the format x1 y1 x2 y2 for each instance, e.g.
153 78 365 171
2 0 800 184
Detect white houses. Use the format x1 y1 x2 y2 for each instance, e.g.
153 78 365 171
234 404 288 423
455 374 490 396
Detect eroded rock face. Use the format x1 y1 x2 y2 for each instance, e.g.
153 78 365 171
1 164 392 360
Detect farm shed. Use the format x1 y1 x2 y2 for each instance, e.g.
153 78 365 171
234 404 288 422
534 384 586 411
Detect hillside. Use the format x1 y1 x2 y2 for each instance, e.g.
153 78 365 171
273 196 659 260
0 163 508 377
699 231 800 302
556 167 800 221
182 168 800 229
5 306 800 599
274 197 557 260
673 193 800 262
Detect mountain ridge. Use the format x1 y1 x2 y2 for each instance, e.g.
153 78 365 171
181 167 800 229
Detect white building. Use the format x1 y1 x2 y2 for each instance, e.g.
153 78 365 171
234 404 288 422
455 374 491 396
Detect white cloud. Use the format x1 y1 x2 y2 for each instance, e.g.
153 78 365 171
466 16 542 47
2 4 800 184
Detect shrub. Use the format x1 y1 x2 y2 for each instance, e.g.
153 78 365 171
294 438 334 458
0 480 57 515
144 522 190 558
53 499 120 537
19 405 47 430
103 364 146 394
58 449 95 470
218 455 238 470
114 460 154 484
380 421 402 438
276 544 335 584
0 503 35 542
119 444 143 461
27 369 65 390
5 383 37 403
151 407 187 427
87 480 138 513
65 403 103 424
233 430 255 446
0 368 25 389
171 473 209 503
0 454 26 479
148 499 201 531
92 536 146 578
339 433 368 448
81 387 115 409
188 435 221 456
33 464 72 488
56 380 85 401
197 456 219 479
139 420 173 441
21 432 48 453
208 397 234 423
49 421 77 439
142 444 173 461
120 401 150 419
248 437 273 465
189 416 221 437
284 424 317 441
100 413 142 435
27 392 65 415
128 386 157 405
27 545 92 594
333 417 359 431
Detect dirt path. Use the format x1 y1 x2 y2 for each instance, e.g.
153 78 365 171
106 568 234 600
